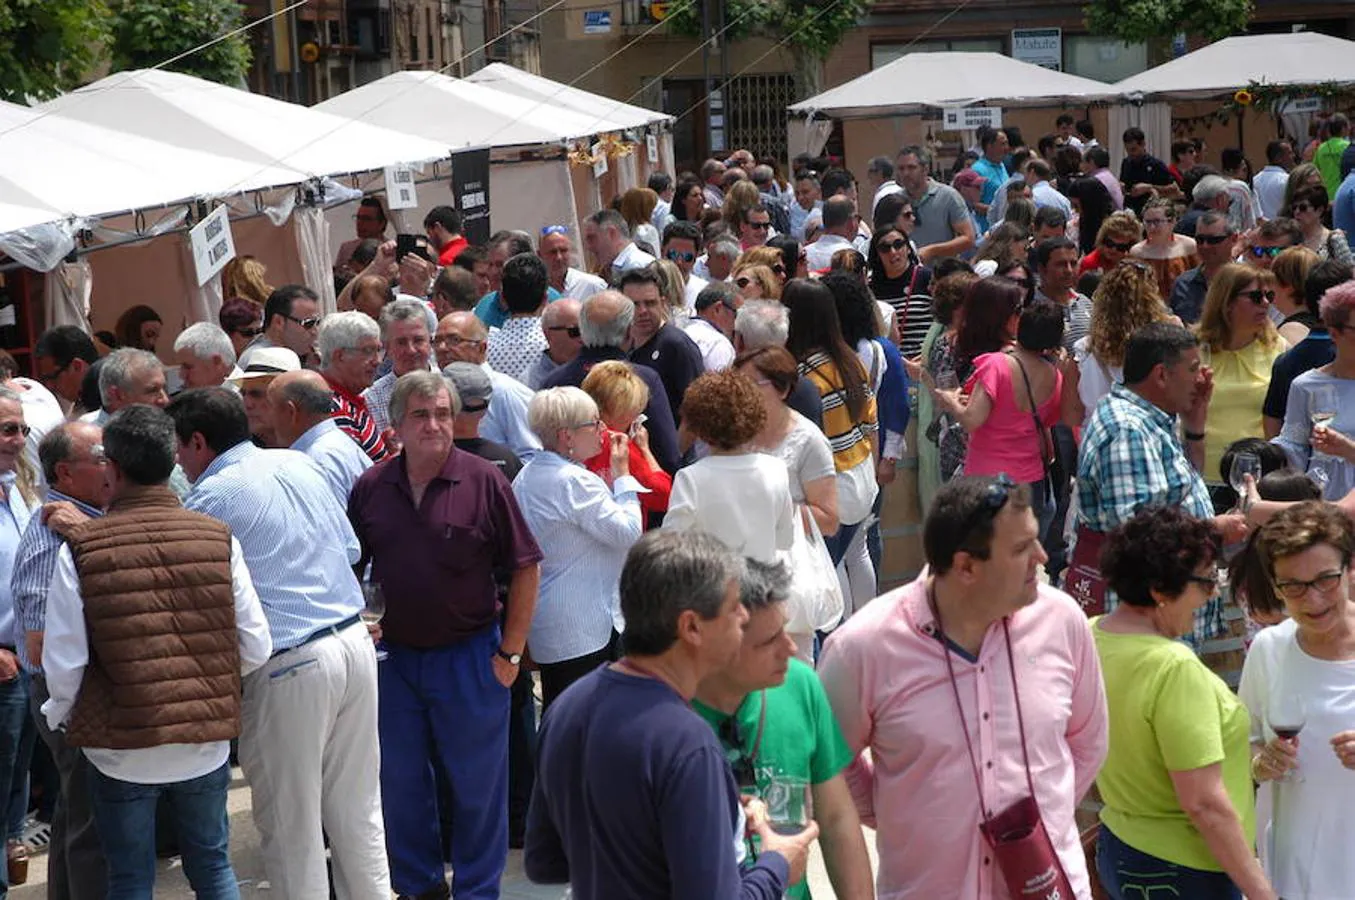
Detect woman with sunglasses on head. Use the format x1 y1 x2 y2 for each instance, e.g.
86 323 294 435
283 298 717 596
1275 281 1355 499
767 234 806 281
1093 506 1277 900
1288 184 1354 265
1131 198 1200 300
1196 263 1287 481
1237 501 1355 900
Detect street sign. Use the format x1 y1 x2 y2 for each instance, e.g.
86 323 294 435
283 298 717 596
583 10 612 34
942 106 1003 131
1012 28 1062 71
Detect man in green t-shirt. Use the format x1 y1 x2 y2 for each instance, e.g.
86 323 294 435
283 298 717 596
1315 113 1351 196
693 559 873 900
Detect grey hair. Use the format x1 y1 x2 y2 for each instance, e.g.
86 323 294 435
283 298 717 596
694 280 738 314
897 144 932 167
317 311 380 367
379 298 432 339
103 404 177 486
173 322 237 366
99 348 162 408
739 558 792 611
868 156 894 178
588 208 630 239
708 238 741 262
734 299 790 349
579 290 635 348
527 387 598 451
275 377 335 417
38 424 77 485
1193 175 1231 204
390 370 460 427
750 164 774 187
619 530 745 656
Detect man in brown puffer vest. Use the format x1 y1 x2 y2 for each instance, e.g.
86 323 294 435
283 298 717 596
38 405 272 899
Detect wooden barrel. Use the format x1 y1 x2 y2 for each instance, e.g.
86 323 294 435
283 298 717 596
879 415 925 592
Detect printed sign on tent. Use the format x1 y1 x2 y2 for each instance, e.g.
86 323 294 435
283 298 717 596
942 106 1003 131
647 133 659 164
452 148 492 245
384 164 419 210
189 205 236 287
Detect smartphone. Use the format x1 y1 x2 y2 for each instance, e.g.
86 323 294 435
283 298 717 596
395 233 432 263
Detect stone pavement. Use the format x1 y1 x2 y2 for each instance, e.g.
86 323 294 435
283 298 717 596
11 767 877 898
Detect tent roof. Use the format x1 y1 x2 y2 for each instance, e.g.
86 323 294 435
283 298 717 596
465 63 671 132
0 100 306 232
1113 33 1355 100
37 69 450 189
788 52 1114 119
316 70 627 147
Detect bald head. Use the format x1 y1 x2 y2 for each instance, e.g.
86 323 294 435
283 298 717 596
541 298 581 329
541 297 582 365
579 290 635 348
267 369 336 447
434 311 490 367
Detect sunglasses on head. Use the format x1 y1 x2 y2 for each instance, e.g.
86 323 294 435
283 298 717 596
1236 288 1276 304
546 325 582 338
1103 239 1134 252
1250 245 1284 258
958 473 1014 544
1196 233 1234 246
540 225 569 236
736 277 754 289
665 249 695 263
878 238 909 253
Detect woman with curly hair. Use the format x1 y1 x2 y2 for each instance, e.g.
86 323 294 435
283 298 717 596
1093 505 1275 900
1079 211 1143 277
222 255 272 307
1197 262 1287 478
662 369 794 563
1073 261 1175 423
731 263 781 301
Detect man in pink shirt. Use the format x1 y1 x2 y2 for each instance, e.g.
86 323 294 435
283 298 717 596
819 475 1108 899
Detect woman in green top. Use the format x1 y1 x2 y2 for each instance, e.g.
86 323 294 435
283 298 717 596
1093 506 1278 900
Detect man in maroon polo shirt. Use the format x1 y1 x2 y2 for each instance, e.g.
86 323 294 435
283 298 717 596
318 311 391 463
348 370 541 900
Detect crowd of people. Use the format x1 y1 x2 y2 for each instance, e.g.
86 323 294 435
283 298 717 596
1 113 1355 900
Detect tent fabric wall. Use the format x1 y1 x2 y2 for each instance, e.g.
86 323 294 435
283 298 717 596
1108 102 1172 177
43 261 93 333
294 206 338 315
490 160 583 258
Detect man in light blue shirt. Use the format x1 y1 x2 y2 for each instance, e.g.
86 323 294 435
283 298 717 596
268 370 372 508
166 387 391 899
1334 149 1355 245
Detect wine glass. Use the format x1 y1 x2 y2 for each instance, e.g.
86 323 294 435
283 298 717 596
362 583 388 662
1197 342 1211 370
1311 384 1338 438
765 774 812 835
1268 691 1306 783
1229 452 1261 511
1309 456 1333 497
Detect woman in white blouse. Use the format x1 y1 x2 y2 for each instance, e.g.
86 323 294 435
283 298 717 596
1239 501 1355 900
662 369 795 564
512 387 643 708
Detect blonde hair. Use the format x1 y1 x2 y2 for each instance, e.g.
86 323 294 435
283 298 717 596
0 388 37 507
221 256 272 307
652 260 687 312
1195 262 1281 351
722 180 762 231
736 246 783 272
1271 245 1320 294
1089 263 1171 366
732 263 781 300
619 188 659 234
581 360 650 423
527 387 600 451
1095 210 1143 247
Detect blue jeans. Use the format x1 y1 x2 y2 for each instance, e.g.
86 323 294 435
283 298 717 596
0 670 30 899
88 760 238 900
1096 823 1240 900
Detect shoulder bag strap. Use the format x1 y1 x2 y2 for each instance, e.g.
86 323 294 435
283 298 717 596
1012 354 1054 478
930 584 990 821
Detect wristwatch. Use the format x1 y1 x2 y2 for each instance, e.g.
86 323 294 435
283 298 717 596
496 647 523 665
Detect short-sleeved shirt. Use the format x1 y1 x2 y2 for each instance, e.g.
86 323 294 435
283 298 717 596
963 351 1061 484
324 373 391 463
1204 337 1286 478
347 448 543 647
1262 330 1334 421
487 316 549 385
1119 153 1174 215
1092 621 1254 871
908 180 969 250
762 411 835 505
693 659 854 900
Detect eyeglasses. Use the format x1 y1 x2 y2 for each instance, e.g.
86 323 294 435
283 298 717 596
1186 573 1219 593
878 238 909 253
1250 246 1284 259
1103 239 1134 252
1196 233 1234 246
958 473 1014 544
433 334 485 348
0 423 30 438
285 314 321 330
1273 570 1343 600
717 716 757 790
541 225 569 236
568 419 603 431
37 362 71 386
1236 288 1276 305
234 326 263 338
771 264 787 277
546 325 582 338
665 249 696 264
747 221 771 231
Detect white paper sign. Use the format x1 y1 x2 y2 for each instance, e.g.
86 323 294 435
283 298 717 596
384 164 419 210
189 205 236 287
942 106 1003 131
591 141 609 178
1011 28 1061 70
1280 96 1323 115
647 133 659 164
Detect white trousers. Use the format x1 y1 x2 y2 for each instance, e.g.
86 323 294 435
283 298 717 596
240 621 391 900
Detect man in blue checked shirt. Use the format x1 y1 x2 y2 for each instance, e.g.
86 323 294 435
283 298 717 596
12 421 110 900
1075 323 1250 649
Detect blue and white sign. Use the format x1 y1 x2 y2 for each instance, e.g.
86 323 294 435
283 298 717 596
583 10 612 34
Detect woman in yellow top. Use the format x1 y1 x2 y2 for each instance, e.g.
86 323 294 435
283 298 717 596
1093 505 1277 900
1197 262 1288 479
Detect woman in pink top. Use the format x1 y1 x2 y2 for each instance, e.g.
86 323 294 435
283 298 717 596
935 301 1066 536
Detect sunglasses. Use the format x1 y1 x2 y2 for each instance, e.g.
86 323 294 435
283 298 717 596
285 314 321 330
234 326 263 338
771 264 787 277
1250 246 1283 259
0 423 30 438
1292 203 1315 215
546 325 582 338
878 238 909 253
665 249 696 264
958 473 1014 544
1196 233 1234 246
541 225 569 236
1103 239 1134 252
736 277 755 289
1236 288 1276 304
718 717 757 791
747 221 771 231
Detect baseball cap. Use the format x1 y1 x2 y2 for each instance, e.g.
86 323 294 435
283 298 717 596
442 362 493 412
951 168 987 190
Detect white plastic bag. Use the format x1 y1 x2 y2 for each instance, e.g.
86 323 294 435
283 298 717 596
781 508 845 634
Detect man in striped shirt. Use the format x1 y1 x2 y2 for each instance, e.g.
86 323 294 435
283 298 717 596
318 311 391 463
12 421 110 900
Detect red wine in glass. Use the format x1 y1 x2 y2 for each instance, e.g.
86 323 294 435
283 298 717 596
1272 724 1304 740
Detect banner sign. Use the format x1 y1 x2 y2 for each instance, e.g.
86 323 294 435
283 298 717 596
452 148 492 245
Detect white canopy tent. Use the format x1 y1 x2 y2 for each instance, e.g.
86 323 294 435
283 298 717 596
1113 32 1355 100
